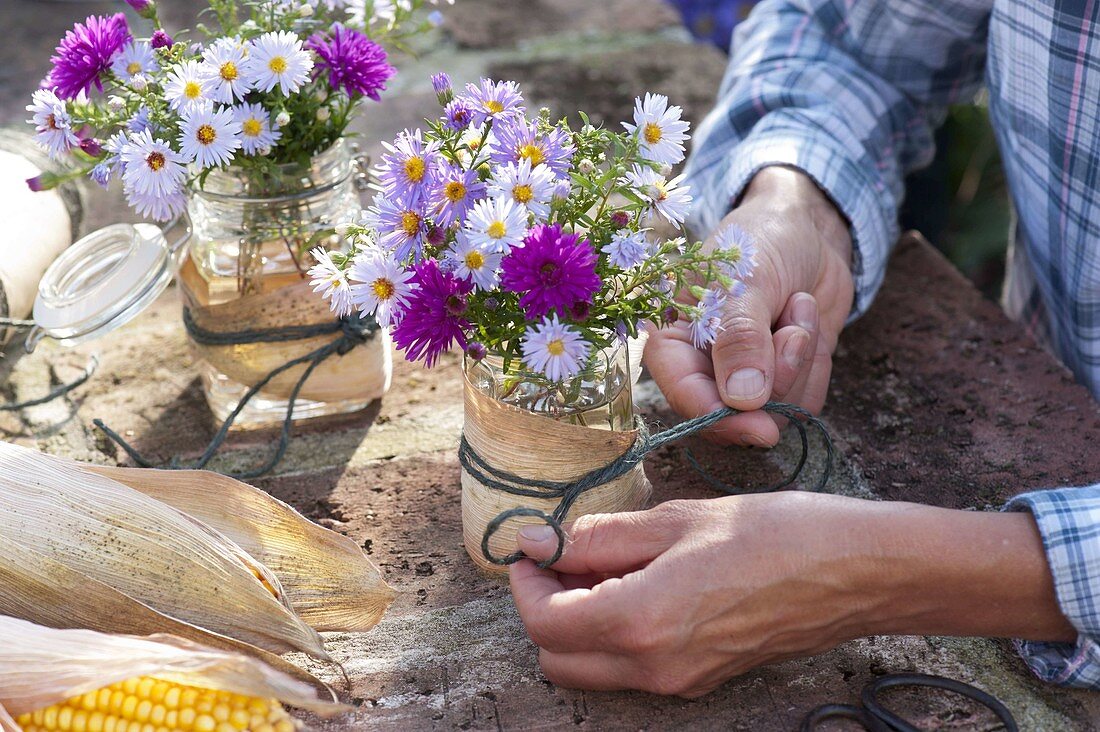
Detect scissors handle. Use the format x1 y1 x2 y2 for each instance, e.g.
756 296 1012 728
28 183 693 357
799 702 891 732
862 673 1018 732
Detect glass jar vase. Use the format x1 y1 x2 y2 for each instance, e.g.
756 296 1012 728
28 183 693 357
460 341 651 572
179 139 391 426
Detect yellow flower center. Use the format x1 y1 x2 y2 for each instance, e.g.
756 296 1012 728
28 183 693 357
220 61 239 81
127 61 143 75
268 56 288 74
444 180 467 202
464 250 485 270
512 184 534 203
372 278 395 300
400 211 421 237
728 245 742 262
487 221 506 239
546 338 565 356
518 144 545 166
242 118 263 137
643 122 663 145
145 151 165 171
485 100 505 114
404 156 426 182
647 182 668 202
196 124 217 145
184 81 202 99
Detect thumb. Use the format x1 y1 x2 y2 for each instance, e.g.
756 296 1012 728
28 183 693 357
711 281 780 411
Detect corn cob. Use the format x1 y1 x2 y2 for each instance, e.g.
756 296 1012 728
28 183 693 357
15 677 299 732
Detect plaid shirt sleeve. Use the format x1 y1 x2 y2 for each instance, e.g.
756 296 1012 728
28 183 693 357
1007 487 1100 688
684 0 990 315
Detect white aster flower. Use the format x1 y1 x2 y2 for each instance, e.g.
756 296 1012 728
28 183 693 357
120 129 187 199
447 233 503 291
164 60 210 112
623 92 690 166
453 125 496 167
348 249 416 327
199 37 251 103
690 288 726 349
487 159 556 220
602 229 649 270
178 105 242 168
624 165 693 227
521 314 591 382
111 41 160 82
463 196 528 254
245 31 313 96
308 248 355 317
714 223 758 281
233 102 281 155
26 89 79 160
126 188 188 222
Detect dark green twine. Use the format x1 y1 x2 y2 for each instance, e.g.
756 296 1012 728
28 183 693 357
0 317 98 411
94 307 379 479
459 401 834 568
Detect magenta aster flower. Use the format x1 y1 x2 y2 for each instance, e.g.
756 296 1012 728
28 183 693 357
391 259 473 367
307 24 395 101
150 30 174 50
490 118 575 180
501 223 601 319
45 14 131 99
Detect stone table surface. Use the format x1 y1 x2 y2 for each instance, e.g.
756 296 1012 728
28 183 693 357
4 0 1100 730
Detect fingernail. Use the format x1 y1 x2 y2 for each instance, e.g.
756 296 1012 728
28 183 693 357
725 368 765 401
792 294 817 331
739 433 770 448
782 332 809 369
519 524 554 543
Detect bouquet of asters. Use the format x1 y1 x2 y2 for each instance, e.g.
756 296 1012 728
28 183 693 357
308 75 757 383
26 0 449 220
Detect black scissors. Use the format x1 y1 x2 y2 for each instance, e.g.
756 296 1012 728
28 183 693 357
800 673 1018 731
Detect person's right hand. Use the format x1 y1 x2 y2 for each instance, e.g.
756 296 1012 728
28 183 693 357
644 165 855 447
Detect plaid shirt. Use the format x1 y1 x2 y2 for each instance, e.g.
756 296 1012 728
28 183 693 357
683 0 1100 687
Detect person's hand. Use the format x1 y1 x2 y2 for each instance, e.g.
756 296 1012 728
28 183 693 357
509 494 1073 697
644 166 854 446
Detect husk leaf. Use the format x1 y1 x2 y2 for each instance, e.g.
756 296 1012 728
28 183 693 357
0 703 17 732
0 441 327 659
0 534 336 698
91 465 395 632
0 615 349 718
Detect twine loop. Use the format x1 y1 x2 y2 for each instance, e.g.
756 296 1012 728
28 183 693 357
461 401 834 568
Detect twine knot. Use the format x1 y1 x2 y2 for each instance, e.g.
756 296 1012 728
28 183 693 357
337 313 379 354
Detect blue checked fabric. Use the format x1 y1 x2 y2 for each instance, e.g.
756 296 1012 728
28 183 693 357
682 0 1100 687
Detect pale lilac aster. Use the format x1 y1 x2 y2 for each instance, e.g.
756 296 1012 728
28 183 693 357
462 78 525 127
199 37 251 103
179 104 242 168
602 229 648 270
447 233 503 291
714 223 758 281
431 72 453 103
245 31 313 95
120 129 186 199
45 14 131 99
127 188 187 222
486 158 555 220
348 249 417 327
624 165 692 227
391 259 473 367
443 98 474 131
89 163 112 188
26 89 79 160
489 118 574 180
110 41 159 82
308 247 355 317
690 288 726 349
307 24 395 100
521 314 591 382
127 106 153 134
377 128 442 205
164 60 210 112
622 93 690 166
366 195 428 261
462 196 527 254
433 164 486 228
501 223 601 319
233 102 281 155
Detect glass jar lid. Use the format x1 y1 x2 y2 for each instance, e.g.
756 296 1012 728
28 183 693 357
28 220 188 350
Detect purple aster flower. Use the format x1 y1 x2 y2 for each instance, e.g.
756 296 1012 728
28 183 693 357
78 137 102 156
391 259 473 367
308 24 395 101
45 14 131 99
377 128 442 205
127 106 153 134
89 162 112 189
366 194 429 261
490 118 574 180
150 29 174 49
432 164 486 228
431 72 453 104
443 98 474 131
466 341 487 361
462 78 525 127
500 223 601 319
610 210 630 228
124 0 155 16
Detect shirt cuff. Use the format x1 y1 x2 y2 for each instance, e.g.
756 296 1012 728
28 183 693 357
1006 486 1100 688
685 128 898 319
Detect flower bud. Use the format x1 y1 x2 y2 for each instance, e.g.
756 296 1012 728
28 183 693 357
431 72 453 106
124 0 157 19
107 96 125 112
299 3 314 16
25 175 46 192
335 223 352 238
150 29 174 49
79 138 103 156
661 305 679 325
610 210 630 228
659 163 673 177
577 158 595 174
466 342 487 361
427 10 444 26
316 107 331 122
130 74 148 92
257 145 273 157
275 111 291 127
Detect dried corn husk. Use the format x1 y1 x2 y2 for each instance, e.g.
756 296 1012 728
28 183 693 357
0 615 348 721
0 442 326 659
90 465 394 632
0 703 16 732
